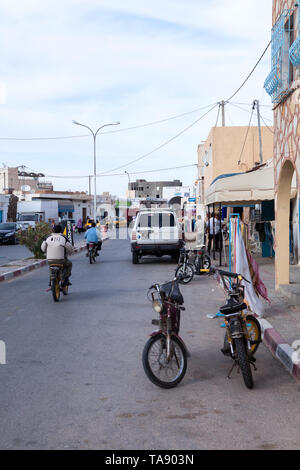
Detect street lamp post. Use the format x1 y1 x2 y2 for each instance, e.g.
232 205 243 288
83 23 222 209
72 120 120 222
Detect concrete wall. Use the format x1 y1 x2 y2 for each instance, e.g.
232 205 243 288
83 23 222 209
272 0 300 287
198 126 274 201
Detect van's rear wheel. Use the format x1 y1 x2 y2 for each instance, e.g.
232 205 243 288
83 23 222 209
132 252 139 264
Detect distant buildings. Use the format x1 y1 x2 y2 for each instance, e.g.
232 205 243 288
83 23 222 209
0 166 53 195
127 179 182 199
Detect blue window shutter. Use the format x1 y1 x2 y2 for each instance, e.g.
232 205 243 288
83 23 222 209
264 10 291 103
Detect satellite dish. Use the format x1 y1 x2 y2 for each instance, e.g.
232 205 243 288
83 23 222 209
21 185 31 192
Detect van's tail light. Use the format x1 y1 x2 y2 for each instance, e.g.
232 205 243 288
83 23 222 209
132 231 137 241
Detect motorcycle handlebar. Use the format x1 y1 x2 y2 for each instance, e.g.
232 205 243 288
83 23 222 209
208 267 250 283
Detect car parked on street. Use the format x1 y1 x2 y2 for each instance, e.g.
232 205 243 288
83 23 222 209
130 208 183 264
0 222 22 245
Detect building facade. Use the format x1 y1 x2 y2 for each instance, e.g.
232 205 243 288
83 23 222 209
0 167 53 195
264 0 300 288
198 126 274 204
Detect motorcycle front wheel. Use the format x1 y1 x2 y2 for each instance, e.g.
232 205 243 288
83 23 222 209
175 263 194 284
142 333 187 389
235 337 254 389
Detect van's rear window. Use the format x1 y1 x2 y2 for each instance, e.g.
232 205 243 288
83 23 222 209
138 213 175 228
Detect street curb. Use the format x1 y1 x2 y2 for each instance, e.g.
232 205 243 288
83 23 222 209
0 238 109 283
257 316 300 385
214 274 300 385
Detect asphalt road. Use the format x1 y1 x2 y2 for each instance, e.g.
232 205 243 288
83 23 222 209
0 238 300 450
0 233 85 265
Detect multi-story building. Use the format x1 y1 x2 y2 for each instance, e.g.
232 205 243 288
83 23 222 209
128 179 182 199
197 126 274 204
264 0 300 288
0 166 53 195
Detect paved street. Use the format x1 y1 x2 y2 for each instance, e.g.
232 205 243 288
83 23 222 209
0 233 85 266
0 237 300 450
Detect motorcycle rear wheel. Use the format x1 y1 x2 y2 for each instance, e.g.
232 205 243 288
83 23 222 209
175 263 194 284
142 333 187 389
51 277 60 302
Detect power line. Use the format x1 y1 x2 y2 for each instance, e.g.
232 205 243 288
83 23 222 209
99 104 218 175
260 114 274 134
45 163 198 179
228 101 273 124
238 105 255 165
0 103 217 141
226 40 271 102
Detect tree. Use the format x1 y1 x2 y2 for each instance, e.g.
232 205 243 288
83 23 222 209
7 194 18 222
17 222 52 259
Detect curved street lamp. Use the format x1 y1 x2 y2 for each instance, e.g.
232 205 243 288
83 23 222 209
72 120 120 222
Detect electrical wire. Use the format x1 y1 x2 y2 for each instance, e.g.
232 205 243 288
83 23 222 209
228 101 274 124
260 114 274 134
226 41 271 102
98 103 218 175
45 163 198 179
0 103 217 141
214 103 221 127
237 106 255 165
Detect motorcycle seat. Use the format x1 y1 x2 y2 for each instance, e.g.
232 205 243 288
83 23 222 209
160 281 184 305
220 298 247 315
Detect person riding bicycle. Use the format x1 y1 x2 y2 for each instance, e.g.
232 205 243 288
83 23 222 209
41 224 74 286
84 221 102 256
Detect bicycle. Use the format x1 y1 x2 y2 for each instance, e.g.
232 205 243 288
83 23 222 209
204 267 262 389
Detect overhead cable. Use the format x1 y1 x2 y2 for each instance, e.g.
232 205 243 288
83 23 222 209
0 103 217 141
45 163 198 179
99 104 218 175
226 41 271 102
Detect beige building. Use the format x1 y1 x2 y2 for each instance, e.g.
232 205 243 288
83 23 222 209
264 0 300 289
197 126 274 204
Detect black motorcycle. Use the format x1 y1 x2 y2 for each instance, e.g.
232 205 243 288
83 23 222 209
142 277 189 388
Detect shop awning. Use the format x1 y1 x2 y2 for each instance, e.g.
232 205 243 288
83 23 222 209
206 164 297 206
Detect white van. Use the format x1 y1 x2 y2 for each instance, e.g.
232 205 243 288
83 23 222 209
130 209 183 264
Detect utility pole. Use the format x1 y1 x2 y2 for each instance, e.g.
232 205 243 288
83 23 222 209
221 100 226 127
253 99 263 164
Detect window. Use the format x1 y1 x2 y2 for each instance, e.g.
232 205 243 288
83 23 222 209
264 9 297 103
138 213 175 228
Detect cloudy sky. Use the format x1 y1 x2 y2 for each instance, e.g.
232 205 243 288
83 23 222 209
0 0 273 196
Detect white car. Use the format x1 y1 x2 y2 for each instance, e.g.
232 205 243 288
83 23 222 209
130 209 183 264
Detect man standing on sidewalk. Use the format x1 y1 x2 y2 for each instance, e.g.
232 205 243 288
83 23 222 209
206 212 221 255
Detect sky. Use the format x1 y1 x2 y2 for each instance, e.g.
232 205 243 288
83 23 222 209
0 0 274 197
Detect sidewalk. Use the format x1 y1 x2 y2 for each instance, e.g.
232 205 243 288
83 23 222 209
0 234 109 282
212 246 300 386
255 257 300 385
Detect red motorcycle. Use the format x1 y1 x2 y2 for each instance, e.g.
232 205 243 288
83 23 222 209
142 277 189 388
